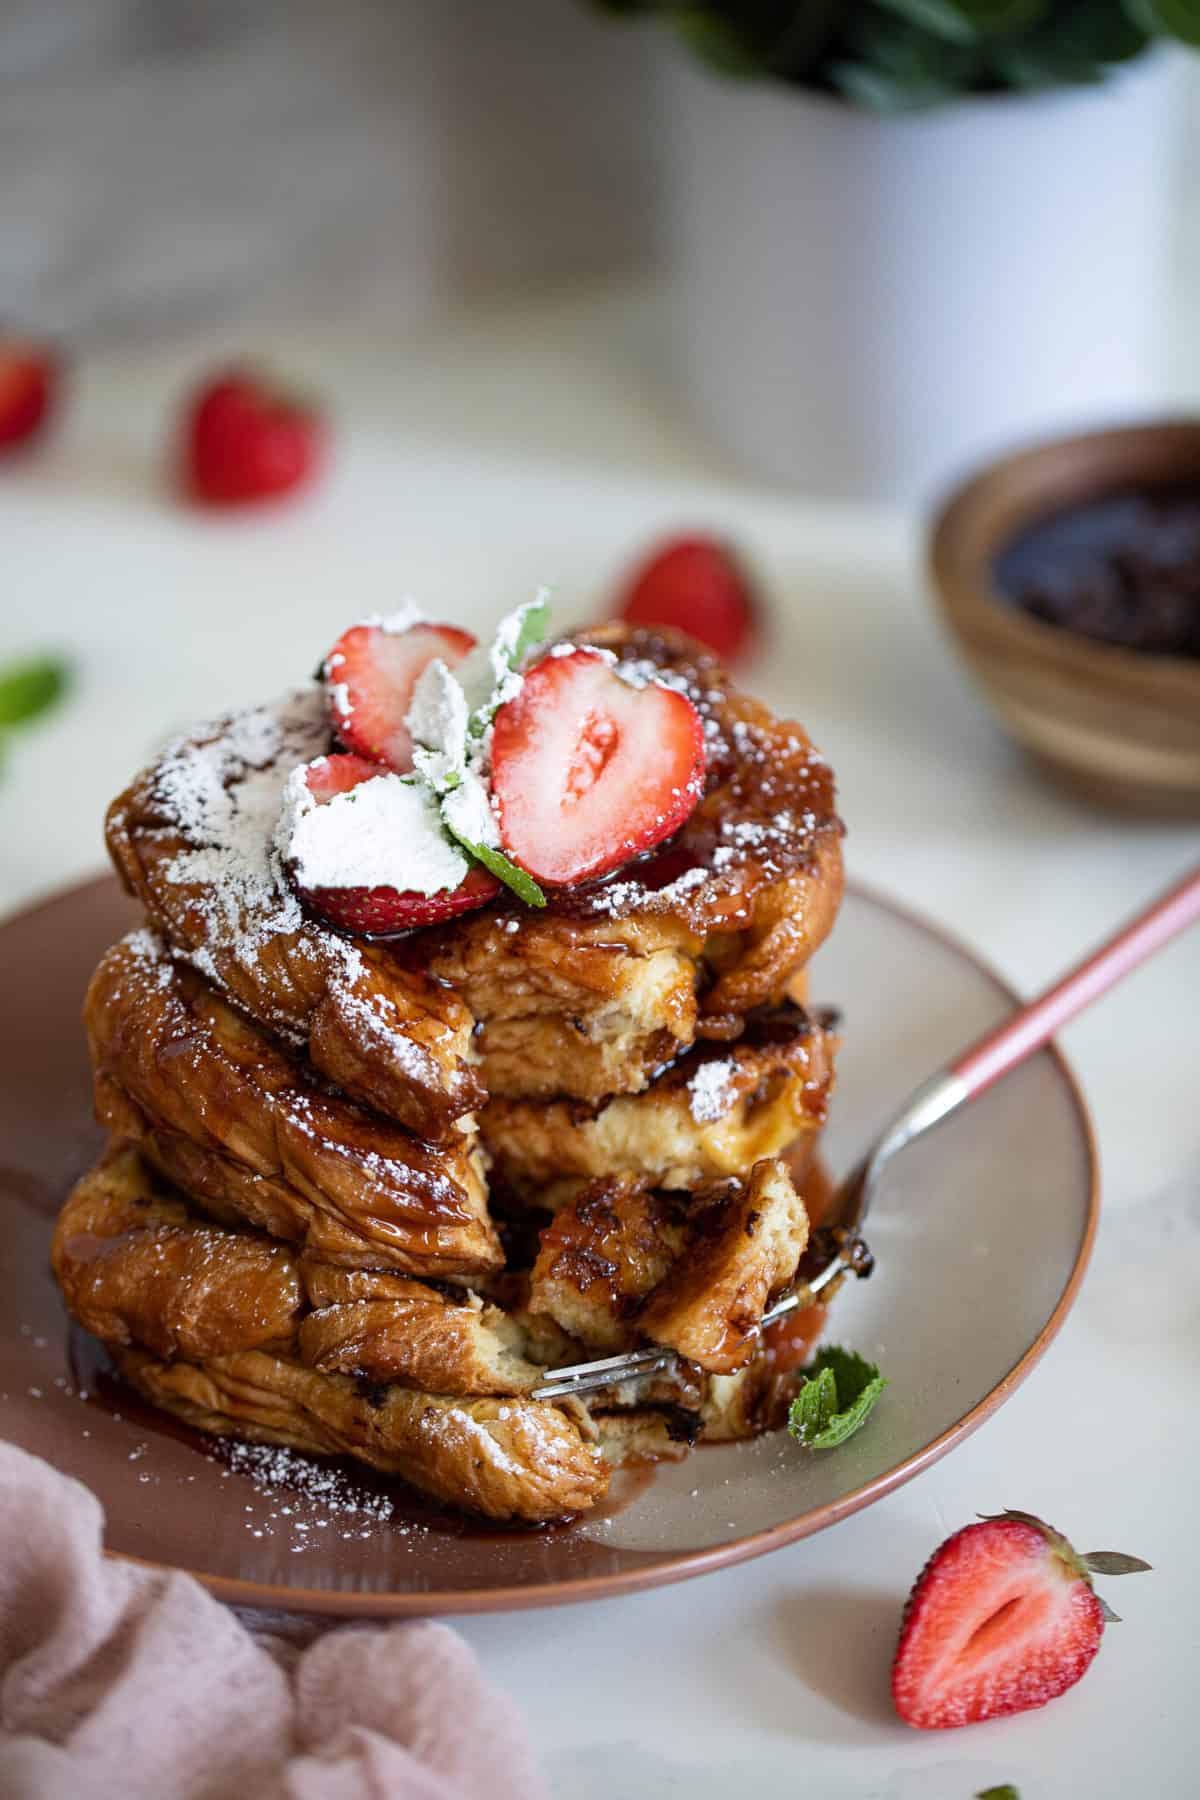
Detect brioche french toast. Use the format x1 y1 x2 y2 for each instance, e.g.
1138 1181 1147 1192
528 1158 809 1372
481 1001 837 1200
104 690 484 1141
105 628 842 1111
86 930 500 1278
57 597 852 1524
57 1146 809 1518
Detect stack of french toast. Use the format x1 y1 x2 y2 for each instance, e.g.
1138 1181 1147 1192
52 606 845 1522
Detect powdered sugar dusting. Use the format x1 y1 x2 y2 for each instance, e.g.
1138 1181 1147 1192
687 1058 737 1123
154 688 361 1007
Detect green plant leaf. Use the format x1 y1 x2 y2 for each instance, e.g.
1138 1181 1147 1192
878 0 1048 43
673 9 765 76
787 1345 886 1448
976 1787 1021 1800
0 657 69 729
1128 0 1200 46
993 0 1147 84
831 9 983 108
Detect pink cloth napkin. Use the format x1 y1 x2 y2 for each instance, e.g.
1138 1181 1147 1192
0 1443 548 1800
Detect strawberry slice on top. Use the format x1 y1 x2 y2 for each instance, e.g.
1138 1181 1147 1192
287 752 499 935
891 1510 1149 1731
323 621 476 774
490 648 706 886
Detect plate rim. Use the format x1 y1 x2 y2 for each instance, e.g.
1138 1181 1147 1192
2 873 1100 1617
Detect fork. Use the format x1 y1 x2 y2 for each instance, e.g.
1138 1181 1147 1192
530 861 1200 1404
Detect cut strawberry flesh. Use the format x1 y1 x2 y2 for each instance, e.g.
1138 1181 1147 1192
892 1518 1104 1730
323 622 476 774
289 752 499 934
490 648 706 886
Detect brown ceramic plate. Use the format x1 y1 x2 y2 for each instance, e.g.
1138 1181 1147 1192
0 876 1096 1616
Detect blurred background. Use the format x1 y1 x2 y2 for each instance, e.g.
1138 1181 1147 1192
1 0 1197 1200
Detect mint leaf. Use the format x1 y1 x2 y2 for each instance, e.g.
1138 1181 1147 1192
788 1362 840 1444
508 594 550 668
788 1345 886 1449
0 657 68 728
976 1787 1021 1799
452 833 545 908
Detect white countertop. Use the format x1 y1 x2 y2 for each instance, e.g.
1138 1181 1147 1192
3 283 1197 1798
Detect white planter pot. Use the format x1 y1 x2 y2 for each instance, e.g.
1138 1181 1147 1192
660 51 1180 503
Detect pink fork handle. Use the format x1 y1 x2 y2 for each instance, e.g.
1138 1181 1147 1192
949 863 1200 1099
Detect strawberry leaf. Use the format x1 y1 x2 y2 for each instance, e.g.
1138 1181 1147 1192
0 656 68 728
787 1344 886 1449
1083 1550 1153 1575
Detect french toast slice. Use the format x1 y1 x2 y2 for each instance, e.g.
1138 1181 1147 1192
111 1345 608 1524
54 1147 557 1397
86 931 501 1279
51 1144 303 1361
481 1002 836 1200
528 1158 809 1374
104 689 482 1141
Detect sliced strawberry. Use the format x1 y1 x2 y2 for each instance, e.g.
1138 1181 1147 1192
617 535 755 663
288 753 499 934
490 648 705 886
303 862 499 935
892 1513 1112 1730
323 622 476 774
0 341 58 454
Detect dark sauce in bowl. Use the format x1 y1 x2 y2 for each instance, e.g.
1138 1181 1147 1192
994 483 1200 660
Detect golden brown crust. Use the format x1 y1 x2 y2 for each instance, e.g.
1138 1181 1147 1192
481 1005 836 1197
639 1159 808 1373
87 932 501 1279
51 1146 302 1361
528 1181 687 1354
104 690 482 1140
295 1264 544 1396
528 1159 809 1374
111 1345 609 1523
55 1148 558 1396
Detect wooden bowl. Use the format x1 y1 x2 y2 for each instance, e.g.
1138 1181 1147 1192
930 421 1200 817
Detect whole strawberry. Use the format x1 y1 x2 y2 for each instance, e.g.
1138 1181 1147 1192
180 366 323 507
616 534 756 663
0 339 59 455
892 1510 1150 1730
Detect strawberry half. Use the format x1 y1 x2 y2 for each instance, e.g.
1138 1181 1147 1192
892 1511 1148 1730
288 753 499 934
0 340 58 455
617 534 756 663
323 621 476 774
490 648 705 886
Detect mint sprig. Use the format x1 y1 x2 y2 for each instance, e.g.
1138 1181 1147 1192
443 819 545 908
787 1345 886 1449
0 657 68 729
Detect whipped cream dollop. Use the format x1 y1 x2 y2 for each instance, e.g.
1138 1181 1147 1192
278 762 469 895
